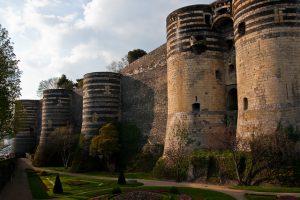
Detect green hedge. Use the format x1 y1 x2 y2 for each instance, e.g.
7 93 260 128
0 158 16 190
189 150 236 182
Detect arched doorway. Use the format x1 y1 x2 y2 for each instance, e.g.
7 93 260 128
227 88 238 111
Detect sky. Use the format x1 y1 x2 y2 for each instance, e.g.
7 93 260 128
0 0 213 99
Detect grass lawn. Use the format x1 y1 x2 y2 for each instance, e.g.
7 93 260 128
232 185 300 193
28 170 236 200
132 186 236 200
27 170 50 199
245 194 277 200
40 173 142 200
43 166 156 180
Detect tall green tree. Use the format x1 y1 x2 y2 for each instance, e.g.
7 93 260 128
90 123 120 171
0 25 21 139
127 49 146 64
57 74 74 90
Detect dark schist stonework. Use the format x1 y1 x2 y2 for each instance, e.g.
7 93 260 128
121 44 167 145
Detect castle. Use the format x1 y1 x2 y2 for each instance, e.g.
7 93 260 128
15 0 300 159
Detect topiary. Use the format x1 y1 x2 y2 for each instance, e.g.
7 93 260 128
169 186 179 194
53 174 63 194
117 171 126 185
111 186 122 194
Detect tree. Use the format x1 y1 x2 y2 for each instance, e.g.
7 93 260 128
53 174 63 194
127 49 147 64
117 171 126 185
231 124 300 186
57 74 74 90
48 126 78 168
117 122 142 170
74 79 83 89
13 101 25 135
106 55 128 72
0 25 21 139
36 77 59 97
164 122 193 182
90 123 120 171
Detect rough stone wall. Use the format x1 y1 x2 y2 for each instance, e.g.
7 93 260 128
15 100 41 156
81 72 121 139
121 44 167 145
164 5 230 153
233 0 300 138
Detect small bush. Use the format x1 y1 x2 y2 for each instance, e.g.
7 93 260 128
39 171 49 176
169 186 179 194
53 174 63 194
153 157 176 179
118 171 126 185
127 151 161 172
111 186 122 194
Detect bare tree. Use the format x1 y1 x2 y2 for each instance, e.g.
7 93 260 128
36 77 59 97
106 56 128 73
230 124 300 186
48 126 78 168
164 122 193 182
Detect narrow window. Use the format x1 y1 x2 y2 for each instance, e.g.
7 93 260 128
286 84 289 99
227 88 238 111
195 96 198 102
243 98 248 110
229 64 235 74
192 103 200 113
205 14 211 25
238 22 246 35
215 70 221 80
226 39 233 50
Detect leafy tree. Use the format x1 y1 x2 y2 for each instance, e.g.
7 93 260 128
117 122 142 170
48 126 78 168
36 77 59 97
0 25 21 139
74 78 83 89
13 101 25 135
89 122 142 172
57 74 74 90
127 49 147 64
90 123 120 171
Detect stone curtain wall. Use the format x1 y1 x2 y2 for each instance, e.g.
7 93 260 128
121 44 167 146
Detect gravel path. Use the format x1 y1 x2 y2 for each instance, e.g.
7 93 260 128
2 158 300 200
0 158 33 200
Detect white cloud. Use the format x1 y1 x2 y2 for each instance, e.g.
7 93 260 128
0 0 214 99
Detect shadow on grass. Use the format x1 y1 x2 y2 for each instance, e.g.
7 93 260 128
26 169 50 199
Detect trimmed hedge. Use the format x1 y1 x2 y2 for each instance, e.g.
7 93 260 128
0 158 16 190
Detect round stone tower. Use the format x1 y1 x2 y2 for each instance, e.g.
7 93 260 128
39 89 73 144
81 72 121 139
34 89 72 165
233 0 300 137
15 100 41 157
164 5 227 153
